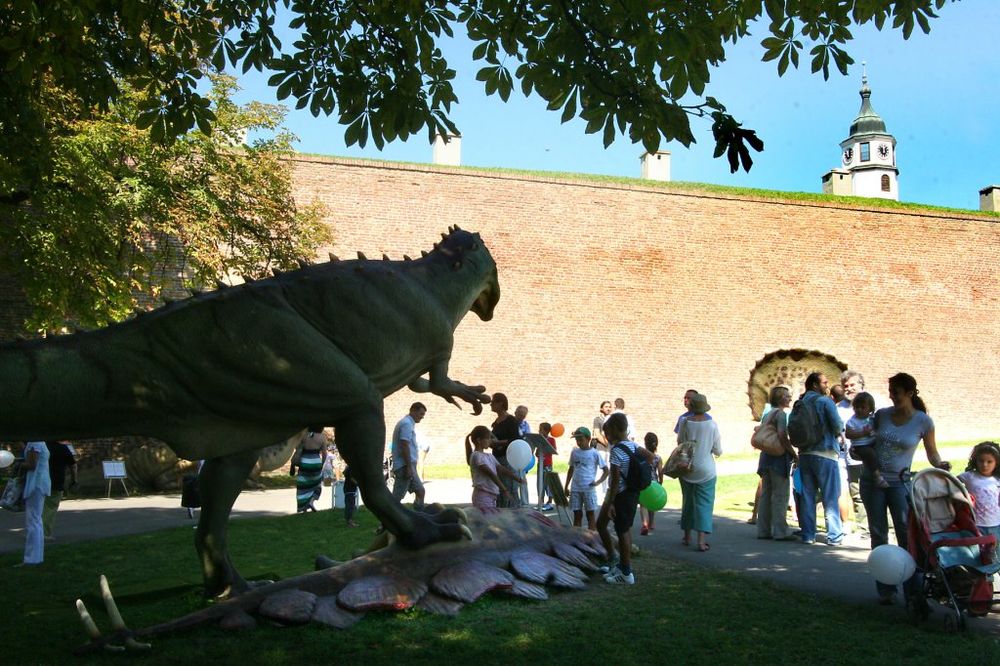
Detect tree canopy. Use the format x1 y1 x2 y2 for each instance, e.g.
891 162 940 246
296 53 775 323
0 74 329 332
1 0 954 189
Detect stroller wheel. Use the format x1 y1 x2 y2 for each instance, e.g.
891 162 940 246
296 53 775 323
944 610 967 634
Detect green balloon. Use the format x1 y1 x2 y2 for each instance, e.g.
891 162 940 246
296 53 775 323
639 481 667 511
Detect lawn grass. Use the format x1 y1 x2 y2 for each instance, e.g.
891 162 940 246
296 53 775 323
7 503 1000 664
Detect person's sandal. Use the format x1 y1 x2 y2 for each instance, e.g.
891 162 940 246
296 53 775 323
698 543 711 552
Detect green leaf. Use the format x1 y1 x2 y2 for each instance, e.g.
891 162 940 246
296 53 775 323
560 89 576 124
602 116 615 148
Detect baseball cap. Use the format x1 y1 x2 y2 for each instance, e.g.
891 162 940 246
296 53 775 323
570 426 591 439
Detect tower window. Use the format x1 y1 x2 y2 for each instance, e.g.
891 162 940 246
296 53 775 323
881 174 890 192
860 142 870 162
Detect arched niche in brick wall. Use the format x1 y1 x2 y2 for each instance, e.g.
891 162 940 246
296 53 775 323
748 349 848 421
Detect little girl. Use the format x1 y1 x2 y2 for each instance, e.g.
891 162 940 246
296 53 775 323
639 432 663 536
845 392 887 488
466 426 523 509
958 442 1000 554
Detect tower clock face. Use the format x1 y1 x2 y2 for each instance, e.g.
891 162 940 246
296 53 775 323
878 144 890 159
843 148 853 164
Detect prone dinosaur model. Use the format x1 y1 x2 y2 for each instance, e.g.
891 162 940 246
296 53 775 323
0 227 499 598
74 508 608 653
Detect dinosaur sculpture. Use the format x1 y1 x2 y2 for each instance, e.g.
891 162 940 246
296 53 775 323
0 227 499 598
74 507 607 653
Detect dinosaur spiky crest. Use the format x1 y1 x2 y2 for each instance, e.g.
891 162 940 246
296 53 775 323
328 253 339 262
357 252 367 260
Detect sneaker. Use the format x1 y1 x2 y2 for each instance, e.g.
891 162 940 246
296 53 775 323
541 503 554 511
599 561 619 575
604 569 635 585
826 537 844 547
802 538 816 545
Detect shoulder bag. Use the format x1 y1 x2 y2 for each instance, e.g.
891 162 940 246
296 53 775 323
751 409 786 456
664 420 697 479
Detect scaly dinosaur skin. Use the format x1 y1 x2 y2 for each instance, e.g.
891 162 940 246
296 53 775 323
0 228 499 598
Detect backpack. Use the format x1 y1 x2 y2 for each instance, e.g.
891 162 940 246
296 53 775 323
787 396 823 450
613 443 652 492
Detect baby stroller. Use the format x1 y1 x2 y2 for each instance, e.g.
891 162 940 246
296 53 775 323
905 468 1000 631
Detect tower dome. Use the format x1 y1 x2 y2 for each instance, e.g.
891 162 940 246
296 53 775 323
848 72 887 137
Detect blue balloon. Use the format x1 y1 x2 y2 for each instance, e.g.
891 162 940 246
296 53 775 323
523 456 536 474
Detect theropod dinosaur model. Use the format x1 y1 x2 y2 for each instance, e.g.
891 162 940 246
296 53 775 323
0 227 499 598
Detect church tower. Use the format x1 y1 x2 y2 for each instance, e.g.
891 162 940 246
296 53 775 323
822 65 899 200
839 66 898 200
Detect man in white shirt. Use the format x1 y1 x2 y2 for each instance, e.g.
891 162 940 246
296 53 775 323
390 402 427 509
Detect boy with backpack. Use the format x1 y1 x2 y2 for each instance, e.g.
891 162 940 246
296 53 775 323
787 372 845 546
596 412 655 585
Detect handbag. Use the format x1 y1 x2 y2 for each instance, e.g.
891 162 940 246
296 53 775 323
751 410 786 456
664 421 696 479
1 465 25 512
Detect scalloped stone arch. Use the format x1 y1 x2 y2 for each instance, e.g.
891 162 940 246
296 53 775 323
747 349 848 421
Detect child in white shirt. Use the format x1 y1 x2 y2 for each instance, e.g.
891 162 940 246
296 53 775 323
845 392 886 488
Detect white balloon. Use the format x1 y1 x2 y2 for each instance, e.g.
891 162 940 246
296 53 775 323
506 439 532 471
867 544 917 586
0 450 13 469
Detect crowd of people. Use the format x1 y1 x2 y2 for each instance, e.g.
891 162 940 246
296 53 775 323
749 369 1000 606
10 369 998 609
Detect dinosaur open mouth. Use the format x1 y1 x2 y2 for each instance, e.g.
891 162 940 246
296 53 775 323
471 269 500 321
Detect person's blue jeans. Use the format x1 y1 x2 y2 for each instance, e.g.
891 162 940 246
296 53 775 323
859 476 919 599
797 454 843 544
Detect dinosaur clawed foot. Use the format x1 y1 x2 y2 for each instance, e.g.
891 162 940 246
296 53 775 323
395 506 472 550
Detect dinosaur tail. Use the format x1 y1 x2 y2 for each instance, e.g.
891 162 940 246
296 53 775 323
0 334 144 441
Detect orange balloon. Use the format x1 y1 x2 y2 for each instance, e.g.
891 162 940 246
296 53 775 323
550 423 565 438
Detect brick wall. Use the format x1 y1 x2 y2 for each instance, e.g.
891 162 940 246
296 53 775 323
290 155 1000 466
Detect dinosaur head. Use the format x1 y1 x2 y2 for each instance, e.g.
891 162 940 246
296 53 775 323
433 227 500 322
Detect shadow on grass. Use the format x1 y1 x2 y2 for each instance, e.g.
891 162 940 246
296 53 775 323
3 507 1000 664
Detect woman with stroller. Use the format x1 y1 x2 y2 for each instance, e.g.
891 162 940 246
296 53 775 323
860 372 950 605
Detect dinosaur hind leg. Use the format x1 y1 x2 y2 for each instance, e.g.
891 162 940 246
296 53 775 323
195 448 260 599
336 403 469 550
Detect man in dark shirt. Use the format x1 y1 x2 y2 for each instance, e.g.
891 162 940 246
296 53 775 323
43 440 78 540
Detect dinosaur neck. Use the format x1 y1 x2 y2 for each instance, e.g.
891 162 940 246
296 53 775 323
402 258 482 329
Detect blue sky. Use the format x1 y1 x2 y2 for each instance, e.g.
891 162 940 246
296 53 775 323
234 2 998 211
